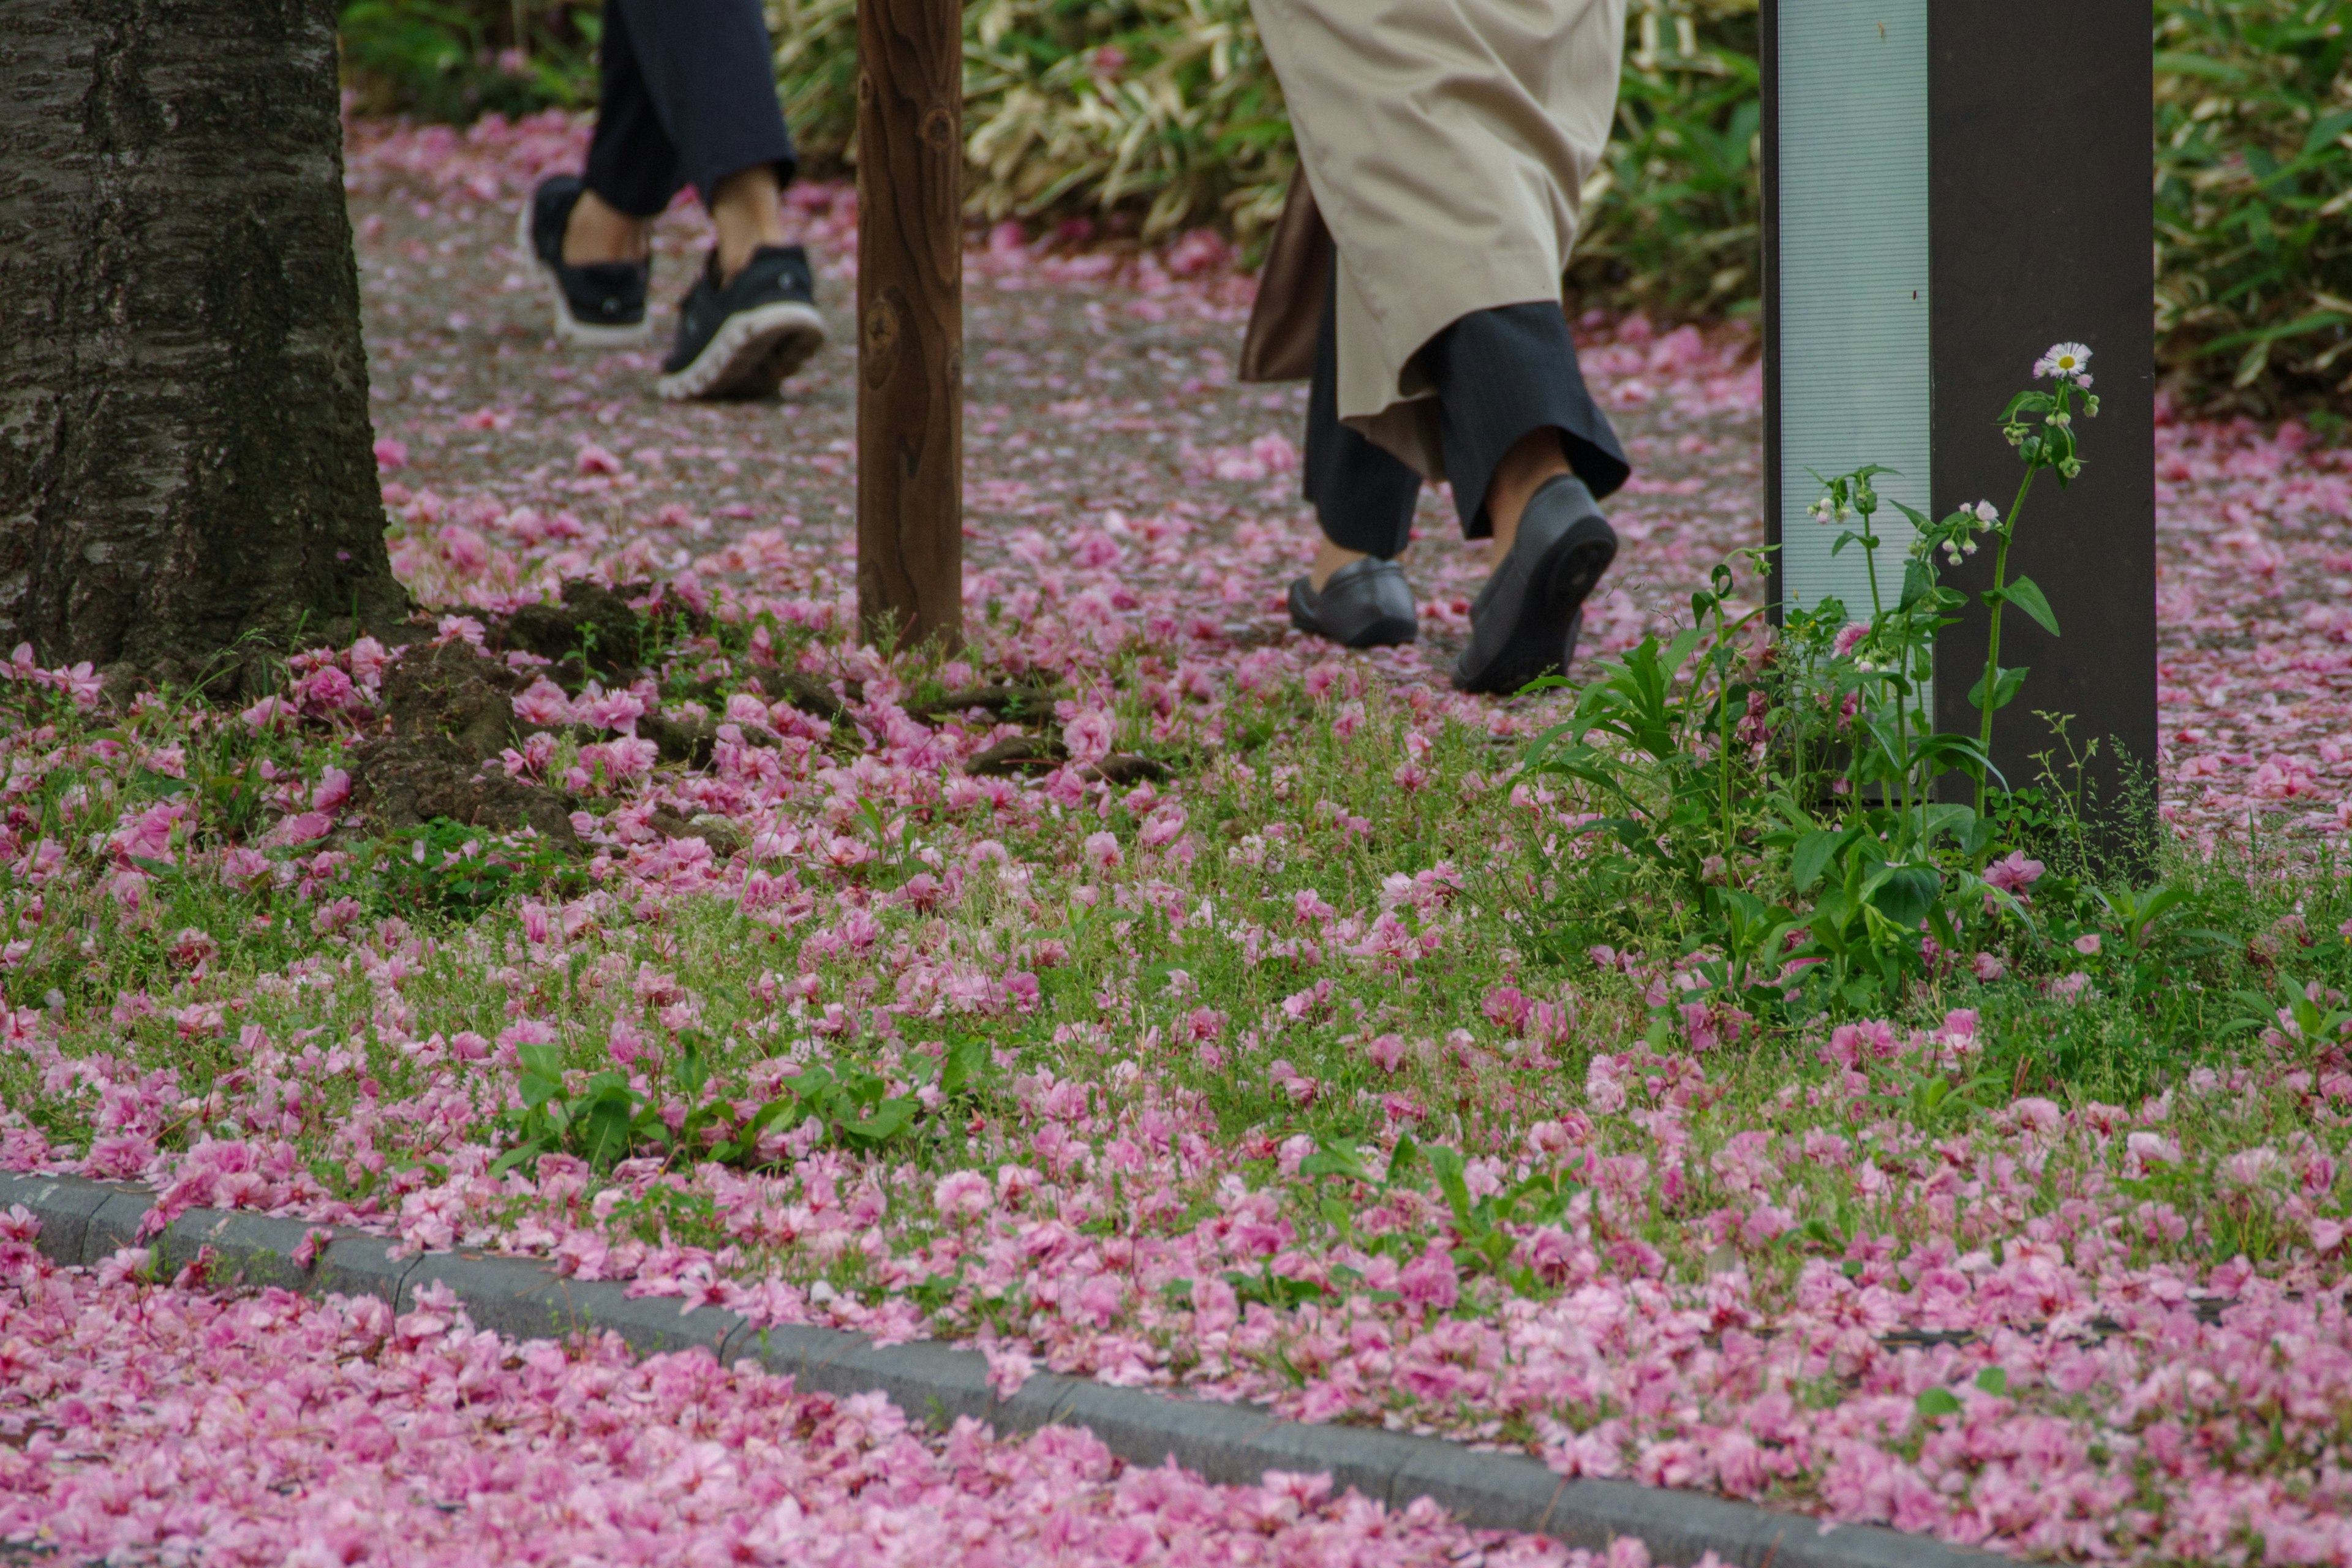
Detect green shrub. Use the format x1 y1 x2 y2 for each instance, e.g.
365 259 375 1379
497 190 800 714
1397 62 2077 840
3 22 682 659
339 0 600 121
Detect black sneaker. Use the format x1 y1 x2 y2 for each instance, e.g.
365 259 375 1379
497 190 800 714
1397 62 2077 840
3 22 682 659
657 246 828 401
516 175 651 347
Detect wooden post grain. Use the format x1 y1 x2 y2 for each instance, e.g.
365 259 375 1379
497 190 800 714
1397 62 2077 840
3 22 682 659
855 0 963 652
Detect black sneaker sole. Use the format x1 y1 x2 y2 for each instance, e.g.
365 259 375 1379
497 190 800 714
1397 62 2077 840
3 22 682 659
657 300 828 401
513 194 652 349
1453 514 1617 695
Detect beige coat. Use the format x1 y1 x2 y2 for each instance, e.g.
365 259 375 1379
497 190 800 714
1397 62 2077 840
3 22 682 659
1240 0 1626 481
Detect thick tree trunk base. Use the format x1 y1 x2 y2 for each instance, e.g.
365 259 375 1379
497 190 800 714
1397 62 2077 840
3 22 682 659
0 0 407 688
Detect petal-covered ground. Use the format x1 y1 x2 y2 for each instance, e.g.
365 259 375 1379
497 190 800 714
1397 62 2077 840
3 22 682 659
0 111 2349 1567
0 1221 1616 1568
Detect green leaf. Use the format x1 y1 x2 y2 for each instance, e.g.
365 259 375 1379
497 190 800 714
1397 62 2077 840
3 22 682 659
1423 1144 1473 1228
1867 865 1943 932
489 1139 549 1178
1663 625 1708 677
1385 1134 1420 1185
1915 1387 1964 1417
2202 309 2352 356
1791 827 1849 892
939 1038 990 1097
581 1095 636 1169
837 1098 914 1146
2154 49 2245 81
1997 578 2061 638
1965 665 2030 713
1915 803 1976 846
1300 1140 1370 1183
1975 1366 2010 1396
1898 559 1935 611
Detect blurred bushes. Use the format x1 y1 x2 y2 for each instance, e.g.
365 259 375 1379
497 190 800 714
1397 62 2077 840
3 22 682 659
339 0 602 121
771 0 1763 318
339 0 2352 406
776 0 1300 242
2155 0 2352 410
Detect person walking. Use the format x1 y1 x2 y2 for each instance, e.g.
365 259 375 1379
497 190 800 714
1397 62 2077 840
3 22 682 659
1241 0 1632 694
517 0 827 401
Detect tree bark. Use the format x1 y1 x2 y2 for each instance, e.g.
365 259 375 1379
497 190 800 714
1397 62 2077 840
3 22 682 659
0 0 406 690
855 0 963 654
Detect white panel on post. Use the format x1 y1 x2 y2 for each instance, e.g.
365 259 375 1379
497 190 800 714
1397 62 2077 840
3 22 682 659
1774 0 1930 622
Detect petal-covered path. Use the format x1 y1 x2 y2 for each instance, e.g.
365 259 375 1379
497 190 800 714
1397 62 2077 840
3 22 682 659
349 115 2351 846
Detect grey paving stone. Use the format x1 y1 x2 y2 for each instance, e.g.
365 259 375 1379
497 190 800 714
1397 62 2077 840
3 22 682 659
160 1207 328 1292
314 1232 422 1308
0 1171 119 1267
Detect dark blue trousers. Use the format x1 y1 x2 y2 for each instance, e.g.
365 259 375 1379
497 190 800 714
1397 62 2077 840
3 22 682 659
582 0 798 218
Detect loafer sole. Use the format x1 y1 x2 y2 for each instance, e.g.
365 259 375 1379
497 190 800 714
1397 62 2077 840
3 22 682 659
1454 512 1617 695
657 300 828 401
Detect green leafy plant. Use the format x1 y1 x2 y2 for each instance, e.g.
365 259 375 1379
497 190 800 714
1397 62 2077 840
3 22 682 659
715 1038 994 1162
360 819 580 918
1515 346 2121 1025
494 1031 995 1178
1298 1133 1586 1295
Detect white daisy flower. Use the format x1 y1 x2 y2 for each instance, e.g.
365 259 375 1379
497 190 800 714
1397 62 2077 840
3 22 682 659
2034 341 2093 381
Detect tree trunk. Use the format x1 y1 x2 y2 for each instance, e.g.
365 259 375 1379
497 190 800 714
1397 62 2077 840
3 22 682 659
0 0 406 691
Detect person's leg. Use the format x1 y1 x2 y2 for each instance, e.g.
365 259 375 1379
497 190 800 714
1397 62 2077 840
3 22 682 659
520 0 668 344
707 167 791 285
1422 304 1630 692
575 0 677 255
1420 302 1629 551
1303 263 1422 590
609 0 798 282
1289 257 1423 647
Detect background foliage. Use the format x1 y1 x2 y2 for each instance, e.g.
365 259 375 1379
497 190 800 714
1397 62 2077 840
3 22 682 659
339 0 2352 407
2154 1 2352 411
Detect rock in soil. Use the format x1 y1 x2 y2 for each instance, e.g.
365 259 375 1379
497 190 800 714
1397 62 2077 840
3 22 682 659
347 732 579 850
494 579 649 684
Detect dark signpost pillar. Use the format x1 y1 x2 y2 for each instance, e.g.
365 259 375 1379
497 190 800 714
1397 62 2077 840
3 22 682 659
856 0 963 652
1762 1 2155 858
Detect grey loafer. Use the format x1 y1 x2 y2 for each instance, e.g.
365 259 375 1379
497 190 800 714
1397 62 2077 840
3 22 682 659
1452 475 1616 695
1287 556 1419 649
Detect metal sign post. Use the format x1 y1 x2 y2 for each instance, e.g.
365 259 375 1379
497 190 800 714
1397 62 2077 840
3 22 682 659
855 0 964 653
1762 1 2155 856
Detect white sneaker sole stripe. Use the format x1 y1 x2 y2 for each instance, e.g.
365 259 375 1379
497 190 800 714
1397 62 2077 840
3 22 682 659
654 300 828 401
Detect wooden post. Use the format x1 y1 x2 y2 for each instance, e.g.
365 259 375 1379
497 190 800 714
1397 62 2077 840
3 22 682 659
855 0 963 652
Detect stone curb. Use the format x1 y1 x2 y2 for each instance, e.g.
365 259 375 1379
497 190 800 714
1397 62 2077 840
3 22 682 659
0 1171 2001 1568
